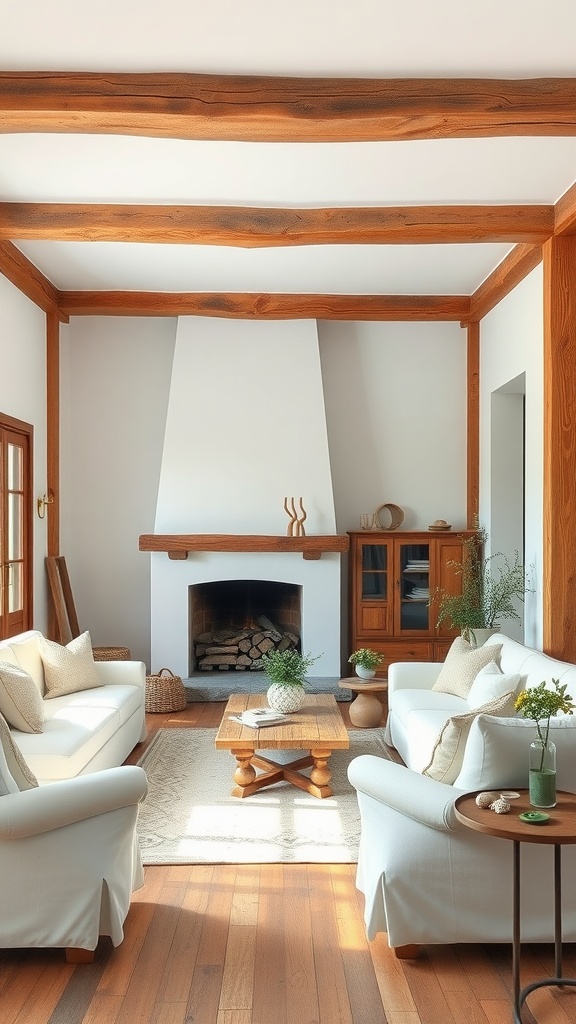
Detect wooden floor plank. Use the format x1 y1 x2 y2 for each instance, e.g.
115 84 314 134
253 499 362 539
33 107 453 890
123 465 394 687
79 993 124 1024
400 956 457 1024
195 865 238 967
219 925 256 1011
282 864 320 1024
155 866 215 1005
252 863 286 1024
185 964 224 1024
0 960 72 1024
369 933 418 1015
113 885 188 1024
333 863 389 1024
307 863 354 1024
478 1000 515 1024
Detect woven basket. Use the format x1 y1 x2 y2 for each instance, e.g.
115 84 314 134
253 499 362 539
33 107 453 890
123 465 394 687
92 646 132 662
145 668 187 713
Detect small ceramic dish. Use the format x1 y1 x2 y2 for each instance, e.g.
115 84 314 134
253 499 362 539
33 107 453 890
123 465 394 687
519 811 550 825
500 791 520 800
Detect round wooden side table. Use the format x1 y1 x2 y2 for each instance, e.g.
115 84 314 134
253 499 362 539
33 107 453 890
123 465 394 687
338 677 387 728
455 789 576 1023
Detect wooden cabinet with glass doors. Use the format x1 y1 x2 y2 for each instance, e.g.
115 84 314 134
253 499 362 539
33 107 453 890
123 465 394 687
348 530 477 677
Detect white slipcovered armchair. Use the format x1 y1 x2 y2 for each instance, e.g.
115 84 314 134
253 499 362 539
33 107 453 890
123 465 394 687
348 635 576 953
0 713 147 959
348 754 576 953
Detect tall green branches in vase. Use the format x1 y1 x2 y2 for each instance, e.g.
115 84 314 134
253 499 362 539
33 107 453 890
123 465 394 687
433 526 532 642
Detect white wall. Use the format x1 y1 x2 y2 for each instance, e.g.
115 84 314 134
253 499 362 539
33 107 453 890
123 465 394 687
0 275 547 661
318 320 468 532
479 265 544 648
58 315 470 669
60 317 177 665
0 275 50 629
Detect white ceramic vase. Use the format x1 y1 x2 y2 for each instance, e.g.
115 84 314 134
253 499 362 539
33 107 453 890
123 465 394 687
267 682 306 713
467 627 501 648
355 665 376 680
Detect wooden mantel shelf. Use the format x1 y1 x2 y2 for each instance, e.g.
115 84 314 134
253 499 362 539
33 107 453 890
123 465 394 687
138 533 349 561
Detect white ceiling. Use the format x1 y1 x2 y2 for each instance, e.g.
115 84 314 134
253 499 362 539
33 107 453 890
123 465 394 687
2 0 576 297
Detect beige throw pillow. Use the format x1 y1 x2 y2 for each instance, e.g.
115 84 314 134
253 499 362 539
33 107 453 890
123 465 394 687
0 661 44 733
0 711 38 790
40 631 103 699
422 690 516 784
432 636 503 699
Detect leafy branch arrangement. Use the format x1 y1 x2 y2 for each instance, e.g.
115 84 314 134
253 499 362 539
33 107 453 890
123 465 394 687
261 648 320 687
434 527 532 638
348 648 384 670
515 678 574 769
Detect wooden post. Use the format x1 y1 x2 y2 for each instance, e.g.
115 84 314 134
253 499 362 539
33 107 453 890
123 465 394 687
46 312 60 558
466 320 480 528
543 236 576 660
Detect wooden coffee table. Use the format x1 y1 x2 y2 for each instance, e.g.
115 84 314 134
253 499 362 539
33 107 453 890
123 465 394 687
215 693 350 798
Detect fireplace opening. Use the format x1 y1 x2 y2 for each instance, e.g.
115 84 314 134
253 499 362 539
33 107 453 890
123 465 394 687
189 579 302 672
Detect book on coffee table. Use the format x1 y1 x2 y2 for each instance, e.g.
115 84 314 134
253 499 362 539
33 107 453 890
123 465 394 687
229 707 291 728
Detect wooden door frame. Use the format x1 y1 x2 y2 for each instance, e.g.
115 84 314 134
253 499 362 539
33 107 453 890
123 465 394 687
0 413 34 635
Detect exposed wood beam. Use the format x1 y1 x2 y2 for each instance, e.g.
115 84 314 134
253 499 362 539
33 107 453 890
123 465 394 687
2 73 576 142
468 243 542 322
466 322 480 529
554 181 576 236
0 241 68 321
0 203 554 246
57 291 470 321
46 313 60 561
543 235 576 661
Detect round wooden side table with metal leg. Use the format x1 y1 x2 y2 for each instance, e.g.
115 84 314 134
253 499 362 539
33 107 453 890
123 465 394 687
338 678 387 728
455 790 576 1024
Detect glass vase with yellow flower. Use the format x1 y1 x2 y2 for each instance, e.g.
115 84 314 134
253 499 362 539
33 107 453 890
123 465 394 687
515 679 574 808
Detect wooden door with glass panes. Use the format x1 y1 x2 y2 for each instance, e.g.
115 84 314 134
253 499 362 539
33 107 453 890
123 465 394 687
0 421 32 639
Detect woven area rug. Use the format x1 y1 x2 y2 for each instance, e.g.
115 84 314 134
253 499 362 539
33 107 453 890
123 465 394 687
136 727 391 865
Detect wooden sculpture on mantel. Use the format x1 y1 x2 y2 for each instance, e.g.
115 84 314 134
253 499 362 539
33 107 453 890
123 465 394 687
284 496 307 536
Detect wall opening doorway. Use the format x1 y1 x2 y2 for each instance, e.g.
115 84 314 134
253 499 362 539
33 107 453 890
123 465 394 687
490 372 526 641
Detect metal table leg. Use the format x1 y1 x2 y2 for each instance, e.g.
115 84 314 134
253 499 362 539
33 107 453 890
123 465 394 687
514 842 576 1023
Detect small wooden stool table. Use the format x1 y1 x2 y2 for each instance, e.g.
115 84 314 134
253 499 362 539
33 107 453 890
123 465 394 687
455 789 576 1024
338 677 387 728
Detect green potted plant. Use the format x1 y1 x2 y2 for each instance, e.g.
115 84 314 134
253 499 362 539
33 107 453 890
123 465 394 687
261 647 321 712
433 527 532 646
348 647 384 679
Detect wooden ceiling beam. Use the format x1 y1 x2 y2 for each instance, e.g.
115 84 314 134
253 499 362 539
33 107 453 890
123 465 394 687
0 241 68 321
0 202 554 246
554 181 576 236
468 243 542 322
57 290 470 321
2 73 576 142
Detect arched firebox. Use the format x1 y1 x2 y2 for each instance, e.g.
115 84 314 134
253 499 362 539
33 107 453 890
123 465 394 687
189 579 302 672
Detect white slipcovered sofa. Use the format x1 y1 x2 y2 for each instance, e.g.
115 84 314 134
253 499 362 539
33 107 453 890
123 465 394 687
348 633 576 950
0 629 147 784
0 630 149 956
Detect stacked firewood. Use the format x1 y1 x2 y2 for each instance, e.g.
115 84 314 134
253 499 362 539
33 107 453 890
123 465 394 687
194 616 299 670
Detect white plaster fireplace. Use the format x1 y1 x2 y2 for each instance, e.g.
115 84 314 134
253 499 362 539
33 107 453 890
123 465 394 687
147 315 344 679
